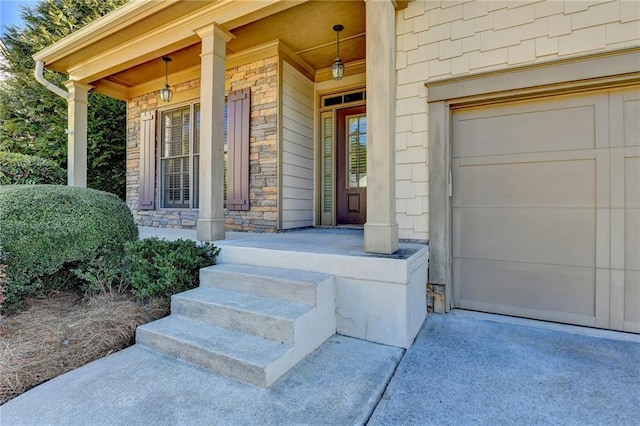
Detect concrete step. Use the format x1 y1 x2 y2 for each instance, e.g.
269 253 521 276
136 315 292 387
137 263 337 388
200 263 332 306
171 287 313 344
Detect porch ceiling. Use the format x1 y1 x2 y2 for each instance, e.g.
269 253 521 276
39 0 366 99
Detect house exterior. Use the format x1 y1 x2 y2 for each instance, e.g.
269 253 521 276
34 0 639 345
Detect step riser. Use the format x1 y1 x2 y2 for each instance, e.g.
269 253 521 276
171 297 296 344
200 268 317 305
136 327 268 387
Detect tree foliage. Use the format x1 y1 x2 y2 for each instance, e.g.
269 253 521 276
0 0 128 199
0 151 65 184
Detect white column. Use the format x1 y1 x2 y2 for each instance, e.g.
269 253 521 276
63 80 92 187
364 0 399 254
195 23 234 241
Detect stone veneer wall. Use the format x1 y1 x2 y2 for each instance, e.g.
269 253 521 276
126 79 200 228
125 55 279 232
225 56 279 232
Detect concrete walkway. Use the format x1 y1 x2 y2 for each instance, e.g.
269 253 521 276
2 312 639 425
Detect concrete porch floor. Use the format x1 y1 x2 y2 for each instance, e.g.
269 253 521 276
138 226 424 259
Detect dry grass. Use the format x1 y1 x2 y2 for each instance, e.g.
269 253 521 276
0 291 168 404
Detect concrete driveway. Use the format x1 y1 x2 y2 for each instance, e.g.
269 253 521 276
370 311 640 425
2 311 638 425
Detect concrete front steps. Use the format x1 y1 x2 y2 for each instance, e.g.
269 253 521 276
136 263 336 387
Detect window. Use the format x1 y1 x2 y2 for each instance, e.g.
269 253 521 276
160 104 200 209
346 114 367 188
154 89 248 211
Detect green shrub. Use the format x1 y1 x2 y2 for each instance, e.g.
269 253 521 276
124 238 220 302
0 152 66 185
0 185 138 313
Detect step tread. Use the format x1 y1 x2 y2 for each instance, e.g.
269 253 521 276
137 316 291 368
175 287 313 320
202 263 331 285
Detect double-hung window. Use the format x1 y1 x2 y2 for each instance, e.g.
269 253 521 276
154 88 248 212
160 103 200 209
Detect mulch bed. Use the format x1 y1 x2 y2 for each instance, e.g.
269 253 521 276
0 291 168 404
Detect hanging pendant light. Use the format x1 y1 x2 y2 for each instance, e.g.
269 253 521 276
160 56 173 103
332 24 345 81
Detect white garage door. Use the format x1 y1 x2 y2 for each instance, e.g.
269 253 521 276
452 87 640 333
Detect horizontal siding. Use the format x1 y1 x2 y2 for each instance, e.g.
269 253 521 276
282 209 313 222
283 174 314 190
282 127 313 158
281 61 315 230
282 198 314 210
282 94 314 129
282 187 313 201
283 151 314 172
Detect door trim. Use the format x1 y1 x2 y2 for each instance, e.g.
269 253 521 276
315 87 366 227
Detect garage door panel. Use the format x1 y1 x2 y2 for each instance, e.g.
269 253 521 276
627 210 640 271
453 160 595 208
624 98 639 147
626 156 640 271
453 104 595 158
626 156 640 208
452 86 637 333
455 258 595 317
624 270 640 329
453 208 595 267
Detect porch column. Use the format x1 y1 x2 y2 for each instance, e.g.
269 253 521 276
364 0 398 254
195 23 234 241
63 80 92 187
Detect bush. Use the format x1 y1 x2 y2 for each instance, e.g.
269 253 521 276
0 152 66 185
124 238 220 302
0 185 138 313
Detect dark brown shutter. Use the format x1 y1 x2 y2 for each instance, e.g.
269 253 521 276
227 87 251 211
138 110 156 210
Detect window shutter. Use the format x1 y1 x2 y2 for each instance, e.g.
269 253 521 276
227 87 251 211
139 110 156 210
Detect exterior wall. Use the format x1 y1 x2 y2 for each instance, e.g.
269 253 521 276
395 0 640 241
126 79 200 228
127 56 278 232
126 55 279 232
225 56 279 232
281 61 315 230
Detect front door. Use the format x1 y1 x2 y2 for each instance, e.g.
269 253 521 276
336 105 367 225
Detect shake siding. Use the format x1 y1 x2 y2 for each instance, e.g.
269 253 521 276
281 61 314 229
395 0 640 241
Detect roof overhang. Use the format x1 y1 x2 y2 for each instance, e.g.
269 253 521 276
33 0 377 100
33 0 309 98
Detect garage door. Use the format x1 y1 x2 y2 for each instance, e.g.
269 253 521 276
452 87 639 333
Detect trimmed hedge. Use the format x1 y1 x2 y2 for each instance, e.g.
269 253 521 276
0 152 66 185
0 185 138 313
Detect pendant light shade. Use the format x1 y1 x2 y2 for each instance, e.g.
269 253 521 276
332 24 345 81
160 56 173 103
